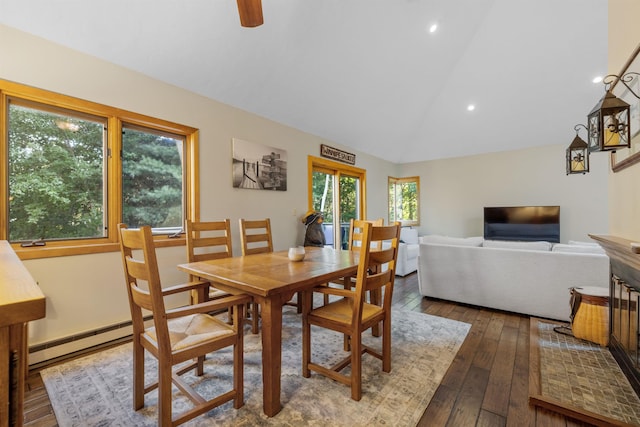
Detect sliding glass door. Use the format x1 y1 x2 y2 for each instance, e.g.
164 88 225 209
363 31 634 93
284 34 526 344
308 156 366 249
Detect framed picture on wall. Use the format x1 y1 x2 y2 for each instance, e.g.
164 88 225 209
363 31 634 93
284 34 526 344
610 42 640 172
232 138 287 191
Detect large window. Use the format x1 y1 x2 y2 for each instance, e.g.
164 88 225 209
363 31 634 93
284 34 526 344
388 176 420 226
0 80 198 259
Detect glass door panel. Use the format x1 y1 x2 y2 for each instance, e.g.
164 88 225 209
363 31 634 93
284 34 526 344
338 174 360 249
309 157 365 249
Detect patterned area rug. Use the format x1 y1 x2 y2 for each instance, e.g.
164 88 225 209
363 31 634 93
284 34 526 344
41 309 470 426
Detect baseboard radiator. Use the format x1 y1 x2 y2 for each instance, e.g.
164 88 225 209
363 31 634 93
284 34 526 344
27 317 152 369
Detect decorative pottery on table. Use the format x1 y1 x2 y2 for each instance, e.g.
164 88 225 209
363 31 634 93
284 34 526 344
288 246 305 261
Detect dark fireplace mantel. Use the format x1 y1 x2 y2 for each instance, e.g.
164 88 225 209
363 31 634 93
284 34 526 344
590 234 640 291
589 234 640 396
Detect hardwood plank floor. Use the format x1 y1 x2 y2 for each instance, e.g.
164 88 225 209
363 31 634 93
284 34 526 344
24 272 597 426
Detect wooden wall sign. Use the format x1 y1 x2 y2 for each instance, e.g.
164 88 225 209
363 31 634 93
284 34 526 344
320 144 356 165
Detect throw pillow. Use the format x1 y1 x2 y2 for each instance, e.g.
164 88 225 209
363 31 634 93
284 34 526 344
568 240 600 247
400 228 419 245
420 235 483 247
482 240 552 251
552 243 605 254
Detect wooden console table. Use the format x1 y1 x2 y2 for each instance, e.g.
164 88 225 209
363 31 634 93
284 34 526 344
0 241 46 427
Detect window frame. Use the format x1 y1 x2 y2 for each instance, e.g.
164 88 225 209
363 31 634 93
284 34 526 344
388 176 420 226
0 79 199 259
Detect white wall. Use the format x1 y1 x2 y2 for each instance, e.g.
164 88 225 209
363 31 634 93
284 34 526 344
400 144 609 241
0 24 396 352
608 0 640 241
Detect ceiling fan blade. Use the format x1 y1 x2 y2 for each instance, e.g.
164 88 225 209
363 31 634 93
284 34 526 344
236 0 264 27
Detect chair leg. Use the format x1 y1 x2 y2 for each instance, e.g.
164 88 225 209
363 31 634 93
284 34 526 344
250 302 259 334
383 316 392 373
301 292 312 378
234 304 245 409
132 339 145 410
350 334 362 401
158 359 173 426
227 307 233 325
196 355 205 376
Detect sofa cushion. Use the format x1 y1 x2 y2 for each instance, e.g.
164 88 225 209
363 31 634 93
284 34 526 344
405 244 419 259
568 240 600 247
482 240 552 251
552 243 605 254
400 227 419 245
420 235 483 247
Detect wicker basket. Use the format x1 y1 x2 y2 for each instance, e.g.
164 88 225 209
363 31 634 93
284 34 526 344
571 286 609 346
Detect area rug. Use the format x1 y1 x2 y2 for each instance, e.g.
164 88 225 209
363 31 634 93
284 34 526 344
41 309 470 426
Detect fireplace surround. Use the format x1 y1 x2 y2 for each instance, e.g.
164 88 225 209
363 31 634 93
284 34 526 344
590 234 640 396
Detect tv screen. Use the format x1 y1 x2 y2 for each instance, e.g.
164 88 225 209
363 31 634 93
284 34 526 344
484 206 560 243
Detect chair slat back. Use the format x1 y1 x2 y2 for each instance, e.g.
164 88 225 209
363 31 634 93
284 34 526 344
239 218 273 255
348 218 384 251
118 223 170 347
185 219 233 263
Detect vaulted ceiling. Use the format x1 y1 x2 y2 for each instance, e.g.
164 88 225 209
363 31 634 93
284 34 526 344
0 0 608 163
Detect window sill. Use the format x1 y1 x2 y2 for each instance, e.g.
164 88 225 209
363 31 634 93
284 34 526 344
13 236 185 260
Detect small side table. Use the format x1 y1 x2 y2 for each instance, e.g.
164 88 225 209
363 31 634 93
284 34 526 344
571 286 610 346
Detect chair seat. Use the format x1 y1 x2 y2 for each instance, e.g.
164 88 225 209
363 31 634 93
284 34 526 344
146 313 235 351
309 298 383 326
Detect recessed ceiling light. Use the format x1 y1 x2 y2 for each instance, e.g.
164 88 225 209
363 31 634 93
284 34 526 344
592 76 603 83
428 23 438 33
467 104 475 112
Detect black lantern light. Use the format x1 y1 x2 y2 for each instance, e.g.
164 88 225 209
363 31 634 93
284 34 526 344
587 74 638 152
566 124 589 175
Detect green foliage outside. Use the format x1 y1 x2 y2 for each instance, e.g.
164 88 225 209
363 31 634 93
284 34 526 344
310 171 357 224
389 181 418 222
8 105 105 241
122 128 183 229
8 104 183 242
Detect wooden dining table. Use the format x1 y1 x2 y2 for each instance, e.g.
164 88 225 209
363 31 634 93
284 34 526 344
177 246 359 417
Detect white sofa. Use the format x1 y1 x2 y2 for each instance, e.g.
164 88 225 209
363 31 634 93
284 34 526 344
396 227 419 276
417 237 610 321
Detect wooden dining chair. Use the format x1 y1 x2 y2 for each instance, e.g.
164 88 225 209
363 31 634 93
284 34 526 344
185 219 233 302
239 217 302 318
301 221 401 401
239 218 273 255
238 218 275 331
331 218 385 297
118 223 252 426
186 219 259 333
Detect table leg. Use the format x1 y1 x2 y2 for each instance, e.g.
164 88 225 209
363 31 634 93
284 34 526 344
259 296 284 417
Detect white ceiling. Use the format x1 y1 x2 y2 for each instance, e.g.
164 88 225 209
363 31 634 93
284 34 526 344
0 0 608 164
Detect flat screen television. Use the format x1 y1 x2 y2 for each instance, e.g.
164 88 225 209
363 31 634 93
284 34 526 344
483 206 560 243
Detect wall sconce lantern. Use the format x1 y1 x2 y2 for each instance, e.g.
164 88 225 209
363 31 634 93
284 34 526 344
587 76 634 153
566 125 589 174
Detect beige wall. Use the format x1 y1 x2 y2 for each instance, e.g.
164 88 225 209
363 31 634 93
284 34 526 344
0 24 396 356
400 144 609 241
608 0 640 240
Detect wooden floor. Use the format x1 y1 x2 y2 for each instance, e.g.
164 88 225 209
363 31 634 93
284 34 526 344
24 273 595 427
